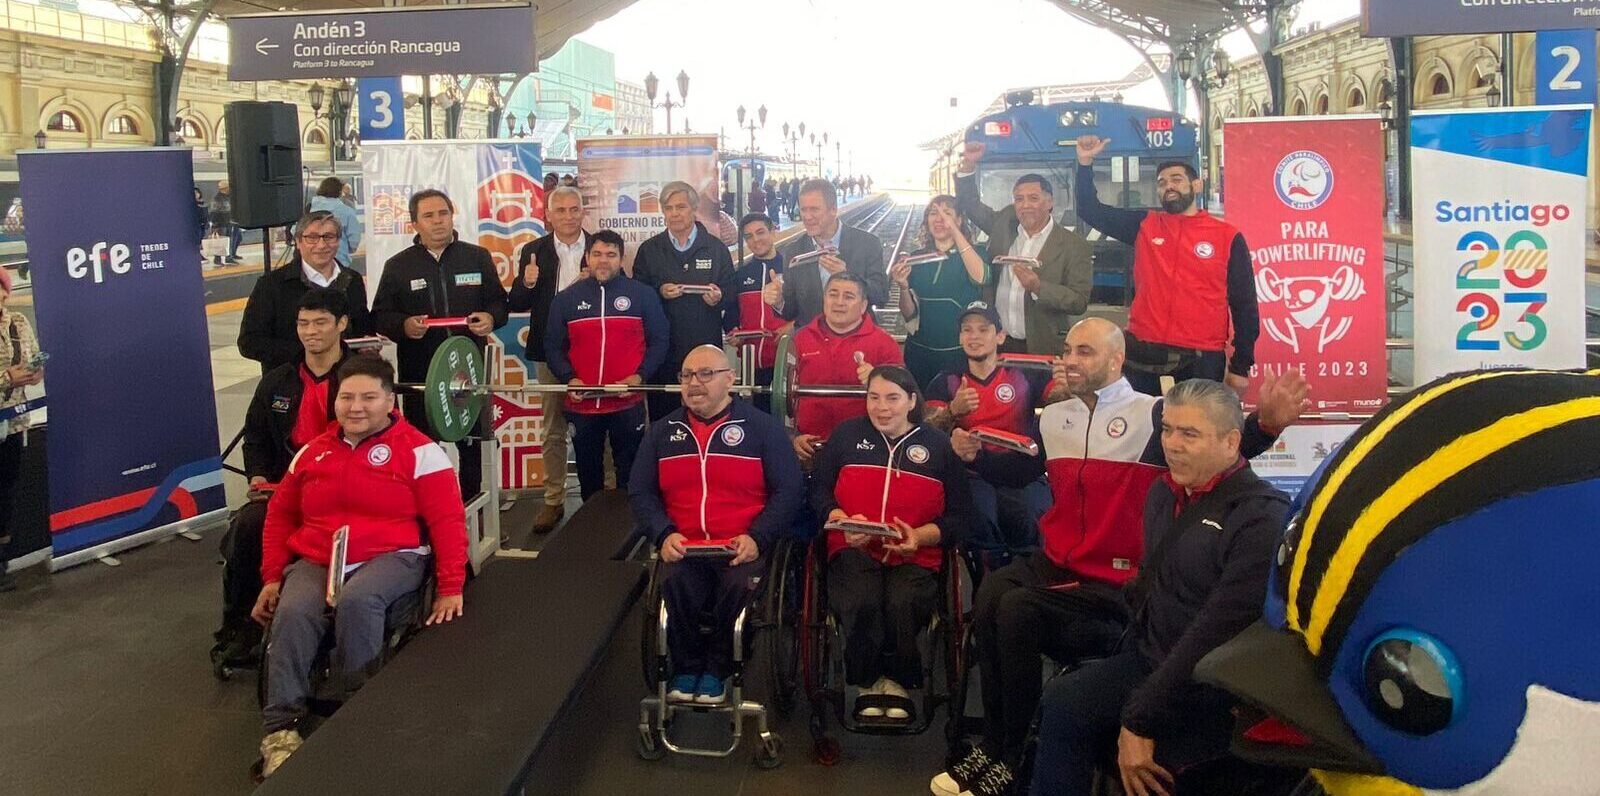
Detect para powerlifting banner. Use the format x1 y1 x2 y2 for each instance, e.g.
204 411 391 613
1411 106 1591 383
1224 116 1389 415
18 148 226 566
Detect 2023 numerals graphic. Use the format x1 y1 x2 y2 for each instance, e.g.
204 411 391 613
1455 230 1549 352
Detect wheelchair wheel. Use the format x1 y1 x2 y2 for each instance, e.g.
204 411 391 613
635 726 666 761
639 559 664 691
761 542 802 718
753 731 784 770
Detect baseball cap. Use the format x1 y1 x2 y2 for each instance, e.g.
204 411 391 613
958 300 1002 332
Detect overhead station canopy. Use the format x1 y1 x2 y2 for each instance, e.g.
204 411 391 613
205 0 633 63
1045 0 1281 47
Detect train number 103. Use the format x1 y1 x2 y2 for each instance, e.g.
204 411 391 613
1454 230 1550 352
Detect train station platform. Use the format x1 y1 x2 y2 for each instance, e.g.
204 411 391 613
0 190 949 796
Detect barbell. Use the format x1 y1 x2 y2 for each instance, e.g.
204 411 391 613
406 334 867 442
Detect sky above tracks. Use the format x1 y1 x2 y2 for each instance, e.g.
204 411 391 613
579 0 1360 188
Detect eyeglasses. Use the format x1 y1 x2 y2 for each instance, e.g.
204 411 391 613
678 367 732 383
299 233 340 244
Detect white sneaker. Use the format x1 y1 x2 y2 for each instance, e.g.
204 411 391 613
856 678 887 718
880 678 911 721
259 728 303 777
932 745 993 796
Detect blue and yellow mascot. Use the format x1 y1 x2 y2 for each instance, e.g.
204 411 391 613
1198 369 1600 795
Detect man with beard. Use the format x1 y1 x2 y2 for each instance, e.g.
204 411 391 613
928 317 1305 796
1074 135 1260 397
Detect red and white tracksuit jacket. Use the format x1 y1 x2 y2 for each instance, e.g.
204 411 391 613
261 415 470 596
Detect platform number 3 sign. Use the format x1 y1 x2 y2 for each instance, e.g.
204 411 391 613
1536 31 1597 107
358 77 405 142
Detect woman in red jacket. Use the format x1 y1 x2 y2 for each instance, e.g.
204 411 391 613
812 366 975 723
250 356 469 778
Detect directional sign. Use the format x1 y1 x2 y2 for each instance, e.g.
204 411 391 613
1537 30 1599 107
1364 0 1600 36
227 2 536 82
358 77 405 141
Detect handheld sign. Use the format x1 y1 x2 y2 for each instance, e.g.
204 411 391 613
423 316 472 328
681 539 739 560
901 252 948 267
824 518 903 540
677 284 717 296
971 426 1041 456
997 353 1056 371
788 247 837 266
994 255 1041 270
326 525 350 608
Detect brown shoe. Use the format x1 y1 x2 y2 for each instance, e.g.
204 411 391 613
531 503 565 535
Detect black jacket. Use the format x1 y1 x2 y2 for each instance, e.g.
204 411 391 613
505 232 572 363
242 349 358 482
1120 463 1288 738
631 222 738 375
370 233 509 383
238 256 373 374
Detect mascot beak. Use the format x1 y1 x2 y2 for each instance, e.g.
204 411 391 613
1196 621 1387 775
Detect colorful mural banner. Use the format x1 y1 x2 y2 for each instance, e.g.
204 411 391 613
1411 106 1591 383
1224 116 1389 415
362 139 546 301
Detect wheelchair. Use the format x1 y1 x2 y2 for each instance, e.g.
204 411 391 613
635 539 799 768
798 534 970 765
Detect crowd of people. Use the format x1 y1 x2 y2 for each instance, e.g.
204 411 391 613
727 174 875 224
221 140 1311 794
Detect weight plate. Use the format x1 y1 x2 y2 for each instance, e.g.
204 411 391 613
424 336 485 443
772 333 795 431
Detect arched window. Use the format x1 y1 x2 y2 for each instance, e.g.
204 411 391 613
1430 73 1451 97
1347 86 1366 110
1315 95 1330 115
107 115 139 135
1291 97 1308 116
306 128 327 145
47 111 83 132
180 118 204 141
1473 64 1495 89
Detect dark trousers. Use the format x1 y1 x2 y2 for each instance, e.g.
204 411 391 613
0 433 21 566
660 556 764 680
1030 649 1153 794
569 404 645 501
973 554 1126 763
968 473 1051 559
217 499 268 641
826 549 939 688
262 552 427 733
1124 350 1226 397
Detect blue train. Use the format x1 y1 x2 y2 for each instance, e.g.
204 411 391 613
952 98 1200 304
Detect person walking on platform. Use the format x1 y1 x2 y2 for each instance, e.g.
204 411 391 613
1074 135 1260 397
747 181 768 221
252 356 469 778
545 231 669 500
891 197 988 388
728 213 792 414
0 266 42 593
767 178 890 328
954 142 1094 358
209 180 243 265
214 288 358 670
789 272 903 470
239 209 372 375
787 179 800 222
371 189 507 499
629 345 803 705
308 177 364 269
633 181 738 421
507 186 589 534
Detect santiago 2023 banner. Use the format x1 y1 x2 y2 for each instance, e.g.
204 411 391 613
18 148 226 565
1224 115 1389 416
1412 106 1591 383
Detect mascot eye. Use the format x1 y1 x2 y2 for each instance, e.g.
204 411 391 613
1362 629 1462 736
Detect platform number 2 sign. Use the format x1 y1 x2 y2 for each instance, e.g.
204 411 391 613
1536 31 1597 107
358 77 405 142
